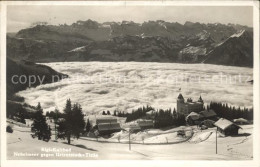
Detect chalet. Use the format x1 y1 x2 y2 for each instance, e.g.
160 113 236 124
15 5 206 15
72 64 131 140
199 109 217 120
96 122 121 135
145 110 156 119
214 118 242 136
186 109 218 125
121 119 154 132
122 123 141 132
185 112 201 125
136 119 154 130
146 110 155 115
89 116 122 136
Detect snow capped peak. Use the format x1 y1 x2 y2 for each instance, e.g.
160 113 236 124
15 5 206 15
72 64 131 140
121 21 138 25
196 31 210 41
158 21 167 29
136 33 151 39
99 24 110 28
216 41 225 47
68 46 86 52
140 33 145 38
216 30 247 47
121 21 131 24
231 30 245 38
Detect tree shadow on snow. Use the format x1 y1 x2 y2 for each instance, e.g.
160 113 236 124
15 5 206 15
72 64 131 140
61 142 97 151
74 144 97 151
230 133 251 137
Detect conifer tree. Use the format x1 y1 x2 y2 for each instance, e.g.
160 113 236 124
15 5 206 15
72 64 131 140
72 103 85 139
31 102 51 141
113 110 117 116
57 99 85 144
57 99 72 143
18 108 26 124
85 118 92 133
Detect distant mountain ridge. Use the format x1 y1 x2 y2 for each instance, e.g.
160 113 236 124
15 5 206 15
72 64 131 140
7 20 253 67
204 30 253 67
16 20 253 42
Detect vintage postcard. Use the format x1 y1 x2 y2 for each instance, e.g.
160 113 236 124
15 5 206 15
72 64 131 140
0 1 259 167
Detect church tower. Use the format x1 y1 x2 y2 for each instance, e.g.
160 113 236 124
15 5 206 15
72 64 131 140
198 95 204 103
177 93 184 112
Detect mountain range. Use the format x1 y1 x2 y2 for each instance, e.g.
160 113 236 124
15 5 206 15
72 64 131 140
7 20 253 67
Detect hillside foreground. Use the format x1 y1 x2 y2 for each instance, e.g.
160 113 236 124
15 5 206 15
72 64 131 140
7 124 253 160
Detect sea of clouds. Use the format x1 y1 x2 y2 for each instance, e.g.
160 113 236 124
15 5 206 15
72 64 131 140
17 62 253 114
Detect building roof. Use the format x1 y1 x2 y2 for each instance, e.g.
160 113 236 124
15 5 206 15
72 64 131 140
199 109 217 118
186 112 200 121
233 118 248 123
178 93 184 99
186 102 203 105
146 110 155 115
86 115 120 125
137 119 154 127
96 118 117 124
187 98 193 102
97 122 121 131
201 119 215 124
198 95 203 102
214 118 241 130
122 123 141 130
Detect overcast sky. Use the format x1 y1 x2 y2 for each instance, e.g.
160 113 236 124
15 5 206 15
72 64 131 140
7 5 253 32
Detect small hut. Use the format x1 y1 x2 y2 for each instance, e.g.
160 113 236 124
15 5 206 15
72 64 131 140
233 118 249 125
214 118 241 136
122 123 141 132
137 119 154 130
185 112 201 125
145 110 156 119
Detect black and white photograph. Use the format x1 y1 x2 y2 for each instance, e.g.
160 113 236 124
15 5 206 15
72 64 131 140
1 0 259 165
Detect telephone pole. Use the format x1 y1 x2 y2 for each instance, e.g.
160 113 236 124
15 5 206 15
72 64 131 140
54 108 58 141
129 130 131 151
216 128 218 154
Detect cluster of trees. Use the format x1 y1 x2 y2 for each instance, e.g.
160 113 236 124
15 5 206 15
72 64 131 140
11 98 254 144
114 105 154 122
154 108 186 128
7 101 35 124
85 119 92 133
209 102 253 120
114 105 185 128
102 110 111 115
57 99 86 144
31 99 89 144
46 110 64 119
